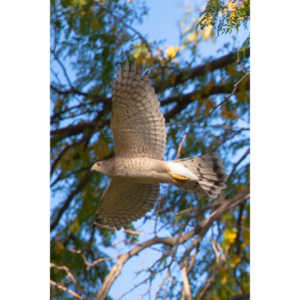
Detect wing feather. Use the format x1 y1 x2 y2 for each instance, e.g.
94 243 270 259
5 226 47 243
97 178 159 228
111 63 166 159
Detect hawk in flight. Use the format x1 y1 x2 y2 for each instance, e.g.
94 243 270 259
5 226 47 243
91 62 226 228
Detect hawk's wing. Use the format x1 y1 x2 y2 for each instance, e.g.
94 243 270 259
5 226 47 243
111 63 166 159
97 178 159 228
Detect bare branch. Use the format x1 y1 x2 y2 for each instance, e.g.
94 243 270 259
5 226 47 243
176 134 187 159
95 189 249 299
50 280 83 300
213 71 250 112
155 48 250 93
231 294 250 300
155 271 171 300
94 222 146 236
197 241 226 299
50 263 77 285
181 266 192 300
227 148 250 182
51 49 75 89
67 248 112 270
51 171 92 231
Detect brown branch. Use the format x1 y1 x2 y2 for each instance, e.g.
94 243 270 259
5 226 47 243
181 266 192 300
50 263 77 285
51 81 231 137
94 222 145 236
51 84 91 97
50 280 83 300
197 241 226 299
95 189 249 300
51 139 84 176
67 248 112 270
227 148 250 182
95 236 175 300
231 294 250 300
51 48 249 142
50 115 110 137
161 82 234 107
155 48 250 93
176 134 187 159
51 53 249 140
163 78 249 122
213 71 250 112
51 171 92 231
155 270 171 299
51 49 74 89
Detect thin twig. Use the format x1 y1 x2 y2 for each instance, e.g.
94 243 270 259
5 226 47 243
176 134 187 159
227 148 250 182
50 263 77 285
50 280 83 300
213 72 250 112
67 248 112 270
94 222 145 235
197 241 226 299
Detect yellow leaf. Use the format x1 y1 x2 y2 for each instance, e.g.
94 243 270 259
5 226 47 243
187 32 197 43
166 46 179 59
202 24 214 40
56 241 64 252
227 1 237 12
242 229 250 246
230 256 241 267
224 228 237 245
132 43 149 59
221 274 228 284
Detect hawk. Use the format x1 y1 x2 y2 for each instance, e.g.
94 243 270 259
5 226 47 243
91 62 226 228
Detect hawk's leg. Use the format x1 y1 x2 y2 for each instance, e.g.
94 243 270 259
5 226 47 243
167 171 189 183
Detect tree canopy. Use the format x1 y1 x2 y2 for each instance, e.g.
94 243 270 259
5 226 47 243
50 0 250 299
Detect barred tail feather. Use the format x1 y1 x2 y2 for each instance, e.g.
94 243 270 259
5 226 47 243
170 154 227 198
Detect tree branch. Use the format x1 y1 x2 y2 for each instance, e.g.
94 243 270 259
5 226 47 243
95 189 249 300
181 266 192 300
50 280 83 300
51 171 92 231
227 148 250 182
154 48 250 93
51 50 249 139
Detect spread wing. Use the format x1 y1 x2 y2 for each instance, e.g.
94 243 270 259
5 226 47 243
111 63 166 159
97 178 159 228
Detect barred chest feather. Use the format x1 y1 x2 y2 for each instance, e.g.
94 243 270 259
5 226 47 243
113 157 172 184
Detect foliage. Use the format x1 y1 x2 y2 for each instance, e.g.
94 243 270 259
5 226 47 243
196 0 250 35
50 0 250 299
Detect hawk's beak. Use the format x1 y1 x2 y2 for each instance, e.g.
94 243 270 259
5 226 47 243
91 163 97 172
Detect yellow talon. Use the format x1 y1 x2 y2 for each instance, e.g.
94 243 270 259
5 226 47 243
168 171 189 181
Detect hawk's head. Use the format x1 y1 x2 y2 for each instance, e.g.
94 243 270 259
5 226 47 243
91 159 114 176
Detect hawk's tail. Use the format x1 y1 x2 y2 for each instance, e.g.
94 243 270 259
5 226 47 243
170 154 227 198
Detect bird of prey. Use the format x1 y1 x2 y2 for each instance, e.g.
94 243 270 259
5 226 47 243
91 62 226 228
